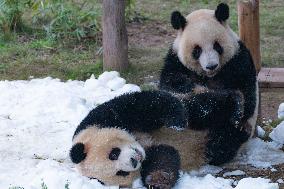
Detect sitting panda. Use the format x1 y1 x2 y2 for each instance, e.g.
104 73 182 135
70 91 248 189
159 3 258 164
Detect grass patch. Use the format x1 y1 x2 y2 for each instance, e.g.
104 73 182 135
0 37 103 81
121 46 166 85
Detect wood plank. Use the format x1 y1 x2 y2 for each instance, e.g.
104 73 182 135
258 68 284 88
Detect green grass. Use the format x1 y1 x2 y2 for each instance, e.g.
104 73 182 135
0 36 103 81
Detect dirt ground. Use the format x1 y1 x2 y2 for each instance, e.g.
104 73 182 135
217 163 284 189
261 88 284 120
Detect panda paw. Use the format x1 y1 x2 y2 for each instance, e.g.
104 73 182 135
228 92 244 130
145 170 175 189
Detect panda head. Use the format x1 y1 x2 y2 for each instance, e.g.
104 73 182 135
172 3 239 77
70 127 145 186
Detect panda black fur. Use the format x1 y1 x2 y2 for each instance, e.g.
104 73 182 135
71 91 209 188
160 3 258 165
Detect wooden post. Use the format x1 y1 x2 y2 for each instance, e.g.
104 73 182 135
103 0 129 71
238 0 261 73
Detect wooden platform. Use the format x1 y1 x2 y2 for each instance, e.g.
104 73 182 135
258 68 284 88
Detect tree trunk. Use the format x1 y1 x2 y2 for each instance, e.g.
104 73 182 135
238 0 261 73
102 0 129 71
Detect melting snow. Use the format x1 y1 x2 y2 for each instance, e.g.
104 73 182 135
223 170 246 177
278 103 284 119
228 138 284 168
270 121 284 145
257 125 266 138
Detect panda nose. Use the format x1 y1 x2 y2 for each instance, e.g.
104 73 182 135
131 158 138 168
206 64 218 70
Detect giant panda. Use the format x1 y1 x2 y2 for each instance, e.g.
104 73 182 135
159 3 258 164
70 91 248 189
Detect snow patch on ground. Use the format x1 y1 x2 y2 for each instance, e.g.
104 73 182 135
278 103 284 119
189 165 223 177
228 138 284 168
133 174 278 189
235 177 278 189
270 121 284 145
223 170 246 177
257 125 266 138
174 174 278 189
0 73 283 189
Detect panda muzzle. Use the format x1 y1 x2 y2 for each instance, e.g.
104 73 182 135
206 64 218 71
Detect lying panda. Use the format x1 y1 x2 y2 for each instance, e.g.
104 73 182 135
160 3 258 164
70 91 248 188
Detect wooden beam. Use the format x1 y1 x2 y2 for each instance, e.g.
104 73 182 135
258 68 284 88
102 0 129 71
238 0 261 73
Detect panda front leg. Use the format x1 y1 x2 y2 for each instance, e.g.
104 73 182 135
184 90 244 130
205 125 249 165
141 145 181 189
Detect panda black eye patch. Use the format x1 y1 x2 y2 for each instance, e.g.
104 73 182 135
109 147 121 160
192 45 202 60
213 41 223 55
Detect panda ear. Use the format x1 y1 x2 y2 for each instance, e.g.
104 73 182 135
171 11 187 30
215 3 229 23
70 143 87 164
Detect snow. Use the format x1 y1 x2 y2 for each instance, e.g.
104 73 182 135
0 72 283 189
174 175 278 189
277 179 284 184
228 138 284 168
235 178 278 189
257 125 266 138
278 103 284 119
270 121 284 145
223 170 246 177
189 165 223 176
133 174 278 189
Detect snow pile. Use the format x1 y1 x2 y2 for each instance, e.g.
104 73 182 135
228 138 284 168
133 174 278 189
223 170 246 177
189 165 223 176
173 174 278 189
235 178 278 189
257 125 266 138
30 160 117 189
270 121 284 145
0 71 139 189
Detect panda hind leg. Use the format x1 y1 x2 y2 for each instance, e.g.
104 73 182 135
141 145 180 189
206 124 249 165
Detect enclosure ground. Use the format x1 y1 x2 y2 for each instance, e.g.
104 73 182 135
217 163 284 189
0 1 283 126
